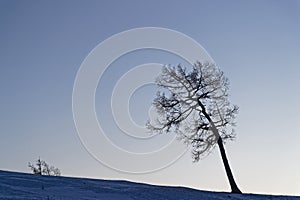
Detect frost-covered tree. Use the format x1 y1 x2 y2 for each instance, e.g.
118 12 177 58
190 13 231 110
147 62 241 193
28 158 61 176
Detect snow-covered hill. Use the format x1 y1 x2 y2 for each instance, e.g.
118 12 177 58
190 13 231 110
0 170 299 200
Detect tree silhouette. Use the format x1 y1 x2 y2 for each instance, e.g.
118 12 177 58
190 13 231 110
147 61 241 193
28 157 61 176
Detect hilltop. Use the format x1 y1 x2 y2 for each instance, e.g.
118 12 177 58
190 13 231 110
0 170 299 200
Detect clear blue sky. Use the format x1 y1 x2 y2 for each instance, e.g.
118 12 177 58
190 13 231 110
0 0 300 196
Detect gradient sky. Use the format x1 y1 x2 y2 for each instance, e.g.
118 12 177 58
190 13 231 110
1 0 300 196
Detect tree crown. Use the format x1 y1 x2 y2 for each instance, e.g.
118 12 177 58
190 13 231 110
147 62 238 160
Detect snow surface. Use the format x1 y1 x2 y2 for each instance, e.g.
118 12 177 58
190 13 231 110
0 170 299 200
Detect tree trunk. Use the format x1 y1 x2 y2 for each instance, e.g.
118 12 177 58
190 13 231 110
217 137 242 194
197 100 241 193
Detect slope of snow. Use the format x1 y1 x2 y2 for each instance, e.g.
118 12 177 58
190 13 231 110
0 170 299 200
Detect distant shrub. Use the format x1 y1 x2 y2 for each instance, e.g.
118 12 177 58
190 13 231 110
28 157 61 176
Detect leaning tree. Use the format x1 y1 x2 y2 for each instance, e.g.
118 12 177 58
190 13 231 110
147 61 241 193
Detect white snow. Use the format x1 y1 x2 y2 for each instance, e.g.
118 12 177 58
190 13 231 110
0 170 299 200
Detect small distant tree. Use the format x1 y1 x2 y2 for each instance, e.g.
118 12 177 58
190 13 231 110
147 62 241 193
28 157 61 176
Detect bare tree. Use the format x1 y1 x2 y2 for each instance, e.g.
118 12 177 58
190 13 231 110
147 62 241 193
28 157 61 176
28 158 42 175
